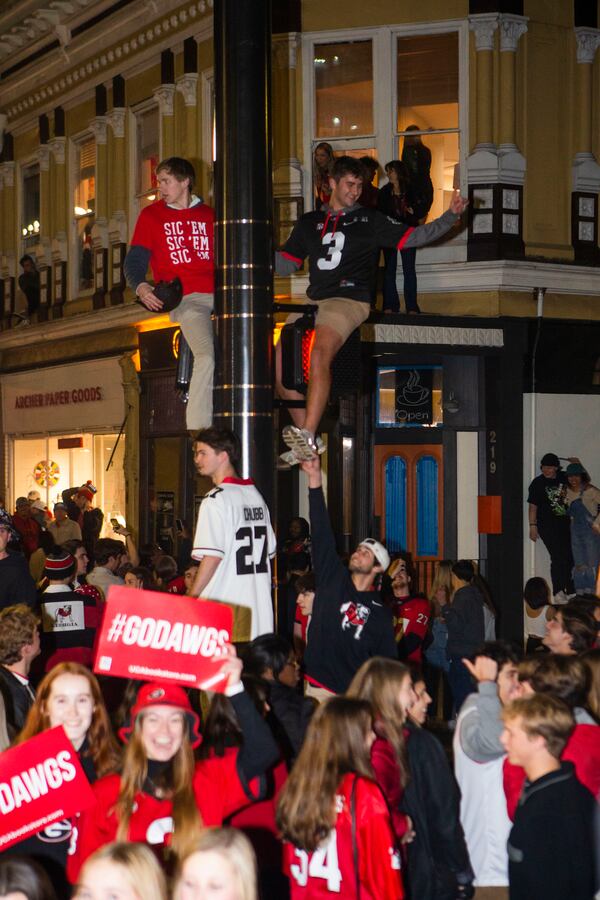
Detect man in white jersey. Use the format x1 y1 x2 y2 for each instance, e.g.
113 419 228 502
453 641 520 900
190 427 276 639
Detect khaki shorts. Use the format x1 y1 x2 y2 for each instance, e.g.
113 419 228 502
287 297 371 344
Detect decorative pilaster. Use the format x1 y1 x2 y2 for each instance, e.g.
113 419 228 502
467 13 527 262
154 85 176 157
572 27 600 262
272 32 303 246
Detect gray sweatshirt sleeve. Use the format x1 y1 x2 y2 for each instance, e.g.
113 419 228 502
123 245 152 292
403 207 460 249
275 250 302 276
459 681 505 762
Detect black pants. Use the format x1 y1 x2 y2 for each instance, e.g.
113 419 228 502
538 518 573 594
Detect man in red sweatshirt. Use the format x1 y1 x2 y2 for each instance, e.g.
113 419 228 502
124 157 215 431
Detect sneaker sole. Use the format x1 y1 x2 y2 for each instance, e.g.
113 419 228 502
282 426 318 461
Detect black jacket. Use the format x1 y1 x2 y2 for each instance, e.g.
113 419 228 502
507 761 595 900
0 665 35 735
267 679 315 763
0 551 38 610
401 722 473 900
442 584 485 658
303 487 397 694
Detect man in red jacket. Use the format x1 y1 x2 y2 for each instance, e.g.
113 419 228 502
124 157 215 431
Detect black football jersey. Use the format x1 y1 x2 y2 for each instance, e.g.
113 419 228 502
277 204 458 303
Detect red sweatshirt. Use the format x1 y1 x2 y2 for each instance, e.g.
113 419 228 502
130 200 215 295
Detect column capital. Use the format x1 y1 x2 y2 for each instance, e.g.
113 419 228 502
499 14 528 52
469 14 499 52
49 136 66 164
109 107 126 139
0 161 15 187
90 115 108 145
273 32 300 69
176 73 198 107
153 84 176 117
575 27 600 65
37 144 50 171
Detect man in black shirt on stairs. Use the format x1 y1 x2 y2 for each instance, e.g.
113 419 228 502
299 455 397 701
275 155 469 465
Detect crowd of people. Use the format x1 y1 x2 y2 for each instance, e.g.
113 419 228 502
0 441 598 900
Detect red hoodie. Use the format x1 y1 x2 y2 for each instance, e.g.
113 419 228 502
503 723 600 820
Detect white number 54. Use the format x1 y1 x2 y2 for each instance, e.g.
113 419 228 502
290 829 342 891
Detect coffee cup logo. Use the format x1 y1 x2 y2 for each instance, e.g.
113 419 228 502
399 369 430 406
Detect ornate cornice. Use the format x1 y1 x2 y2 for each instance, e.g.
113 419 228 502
4 0 214 122
362 323 504 348
469 14 498 52
575 27 600 65
90 115 107 145
176 72 198 107
499 14 528 53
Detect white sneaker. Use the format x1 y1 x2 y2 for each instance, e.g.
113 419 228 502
282 425 326 460
277 450 299 470
553 590 570 605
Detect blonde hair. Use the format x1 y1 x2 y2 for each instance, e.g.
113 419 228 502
75 842 166 900
277 697 373 852
428 560 454 614
175 828 258 900
115 714 202 859
347 657 410 787
502 695 574 759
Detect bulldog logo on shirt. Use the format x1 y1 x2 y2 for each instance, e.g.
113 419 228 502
340 601 370 640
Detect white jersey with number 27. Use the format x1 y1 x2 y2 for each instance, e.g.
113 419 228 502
192 477 276 638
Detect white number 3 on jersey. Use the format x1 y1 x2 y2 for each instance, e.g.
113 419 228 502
290 830 342 891
317 231 345 270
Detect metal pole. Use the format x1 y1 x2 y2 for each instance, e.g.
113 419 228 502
213 0 274 508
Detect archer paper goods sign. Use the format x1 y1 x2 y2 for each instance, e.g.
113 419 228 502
94 587 233 691
0 726 95 851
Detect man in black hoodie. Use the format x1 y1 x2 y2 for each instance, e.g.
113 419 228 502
0 510 37 610
501 694 595 900
299 455 397 699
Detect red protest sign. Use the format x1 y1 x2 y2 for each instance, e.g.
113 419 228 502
0 726 95 852
94 587 233 691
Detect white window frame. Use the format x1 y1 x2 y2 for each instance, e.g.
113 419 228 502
128 99 161 236
69 129 96 301
302 20 469 260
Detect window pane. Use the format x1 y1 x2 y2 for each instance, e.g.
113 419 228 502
22 165 40 251
397 33 458 132
74 139 96 292
416 455 439 556
385 456 407 554
315 41 373 138
137 107 159 196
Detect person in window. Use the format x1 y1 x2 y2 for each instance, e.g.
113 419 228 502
564 462 600 595
527 452 577 600
313 142 334 210
357 156 379 208
18 254 40 318
401 126 434 222
378 160 420 314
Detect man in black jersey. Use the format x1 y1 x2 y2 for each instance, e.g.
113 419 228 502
275 156 468 464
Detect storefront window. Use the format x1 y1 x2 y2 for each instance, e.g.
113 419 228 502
74 138 96 292
314 40 373 138
396 32 459 221
21 163 40 253
136 106 159 210
377 366 443 428
12 432 125 538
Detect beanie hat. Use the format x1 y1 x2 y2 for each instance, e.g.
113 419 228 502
43 550 76 581
118 682 202 748
358 538 390 571
77 481 97 503
540 453 560 468
565 463 587 477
